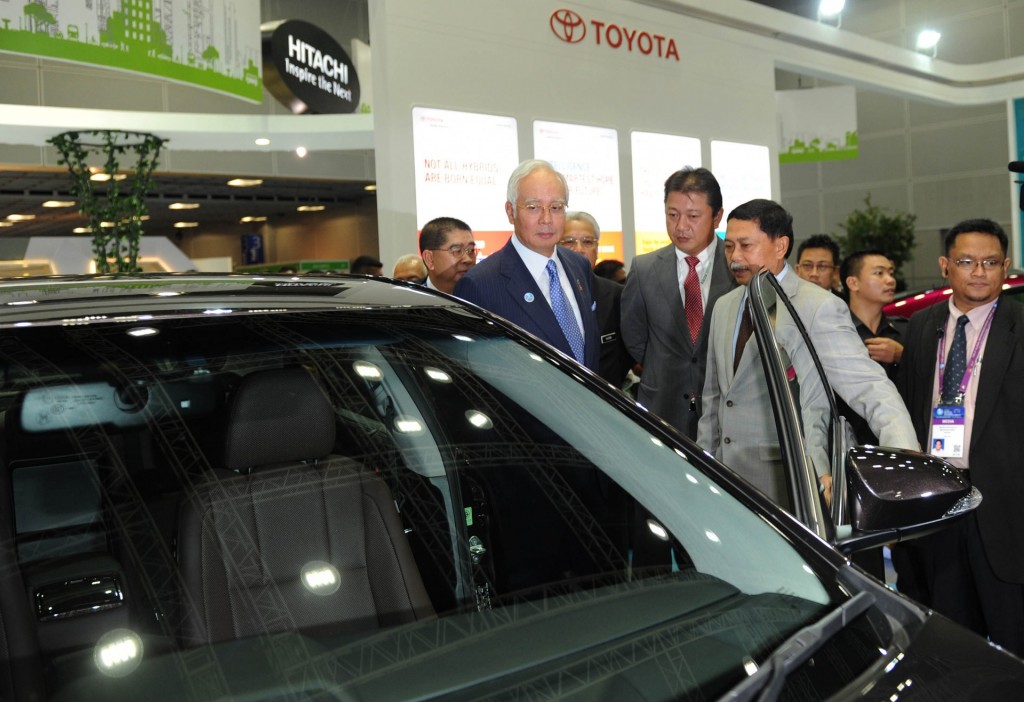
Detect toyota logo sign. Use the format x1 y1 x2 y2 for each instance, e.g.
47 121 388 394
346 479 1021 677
550 9 586 43
548 8 679 61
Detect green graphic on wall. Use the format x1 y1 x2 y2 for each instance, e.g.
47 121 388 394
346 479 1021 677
0 0 262 102
776 85 859 165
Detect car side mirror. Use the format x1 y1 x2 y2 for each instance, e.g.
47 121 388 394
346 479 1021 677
835 446 981 554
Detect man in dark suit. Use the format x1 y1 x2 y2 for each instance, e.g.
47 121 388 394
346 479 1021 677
897 218 1024 656
621 167 736 439
455 160 600 373
559 210 634 387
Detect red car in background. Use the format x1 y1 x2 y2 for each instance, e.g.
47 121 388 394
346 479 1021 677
884 272 1024 318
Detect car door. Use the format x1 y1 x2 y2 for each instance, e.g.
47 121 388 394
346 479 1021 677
746 269 981 550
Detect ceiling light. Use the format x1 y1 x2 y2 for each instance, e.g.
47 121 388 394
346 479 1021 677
227 178 263 187
818 0 844 18
7 214 35 221
0 222 15 228
90 173 127 182
72 227 92 233
296 205 325 212
240 216 268 223
295 146 308 158
917 29 941 57
43 200 76 208
255 137 271 146
173 221 199 228
168 202 200 210
364 184 377 192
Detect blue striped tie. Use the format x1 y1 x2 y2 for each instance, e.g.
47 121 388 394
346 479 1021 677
546 260 585 364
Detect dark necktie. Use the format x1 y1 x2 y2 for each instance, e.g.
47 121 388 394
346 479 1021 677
683 255 703 344
941 314 969 403
546 260 585 364
734 299 753 372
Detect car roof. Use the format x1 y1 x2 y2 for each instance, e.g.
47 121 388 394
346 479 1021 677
0 273 465 325
884 272 1024 318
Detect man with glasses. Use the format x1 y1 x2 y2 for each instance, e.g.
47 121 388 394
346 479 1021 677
419 216 477 294
621 167 736 439
796 234 842 293
456 159 599 372
897 218 1024 655
559 211 633 386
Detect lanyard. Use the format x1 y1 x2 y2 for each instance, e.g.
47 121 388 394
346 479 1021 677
937 303 997 404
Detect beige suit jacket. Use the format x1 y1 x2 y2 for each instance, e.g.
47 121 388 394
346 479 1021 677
697 267 918 506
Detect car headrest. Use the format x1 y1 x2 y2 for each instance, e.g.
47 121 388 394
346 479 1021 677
221 367 336 470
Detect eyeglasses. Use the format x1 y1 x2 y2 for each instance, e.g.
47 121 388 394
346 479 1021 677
559 237 598 249
798 261 836 273
517 202 567 217
431 244 477 258
953 258 1004 271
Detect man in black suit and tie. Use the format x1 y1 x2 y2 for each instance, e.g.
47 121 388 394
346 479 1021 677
559 210 634 387
621 167 737 439
897 218 1024 656
455 159 600 372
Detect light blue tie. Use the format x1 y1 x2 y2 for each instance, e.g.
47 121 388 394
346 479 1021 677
546 259 585 364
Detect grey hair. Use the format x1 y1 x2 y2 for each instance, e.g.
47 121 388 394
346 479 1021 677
506 159 569 206
565 210 600 240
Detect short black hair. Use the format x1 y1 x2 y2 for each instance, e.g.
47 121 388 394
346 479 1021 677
839 249 890 286
351 255 383 275
419 217 472 253
944 218 1008 256
663 167 723 214
727 199 794 258
797 234 840 267
594 259 625 279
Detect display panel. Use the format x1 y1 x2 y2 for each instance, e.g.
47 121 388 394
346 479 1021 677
534 121 623 263
412 107 520 258
710 141 773 230
630 132 702 255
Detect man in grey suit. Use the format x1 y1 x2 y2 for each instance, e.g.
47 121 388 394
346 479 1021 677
697 199 918 508
621 167 737 439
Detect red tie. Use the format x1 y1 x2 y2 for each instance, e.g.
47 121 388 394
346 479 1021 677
683 256 703 344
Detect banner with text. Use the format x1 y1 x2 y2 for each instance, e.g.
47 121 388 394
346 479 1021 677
631 132 702 255
711 140 773 230
412 107 520 257
0 0 261 102
534 120 623 263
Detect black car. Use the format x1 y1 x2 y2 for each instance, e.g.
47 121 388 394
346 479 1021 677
0 272 1014 701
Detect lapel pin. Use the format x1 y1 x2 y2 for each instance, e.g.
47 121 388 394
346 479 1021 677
524 292 535 302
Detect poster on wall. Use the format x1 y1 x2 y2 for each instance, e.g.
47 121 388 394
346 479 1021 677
630 131 702 256
777 85 858 164
710 140 772 230
0 1 262 102
412 107 520 257
534 120 623 263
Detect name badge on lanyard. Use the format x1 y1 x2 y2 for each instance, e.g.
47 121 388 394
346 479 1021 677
931 405 965 458
929 303 997 461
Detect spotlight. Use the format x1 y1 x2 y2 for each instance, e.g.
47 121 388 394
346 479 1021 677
817 0 844 28
916 29 941 58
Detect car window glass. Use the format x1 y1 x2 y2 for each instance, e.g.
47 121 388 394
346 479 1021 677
0 307 897 700
749 272 839 537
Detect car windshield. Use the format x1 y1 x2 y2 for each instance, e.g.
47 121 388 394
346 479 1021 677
0 292 893 700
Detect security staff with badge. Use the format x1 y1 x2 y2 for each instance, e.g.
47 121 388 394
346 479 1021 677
897 218 1024 656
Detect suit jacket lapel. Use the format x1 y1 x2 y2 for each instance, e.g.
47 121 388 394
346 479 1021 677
499 246 564 348
654 246 689 348
972 302 1015 443
557 249 589 319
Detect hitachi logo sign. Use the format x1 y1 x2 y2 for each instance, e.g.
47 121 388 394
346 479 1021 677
288 34 349 83
550 9 680 61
